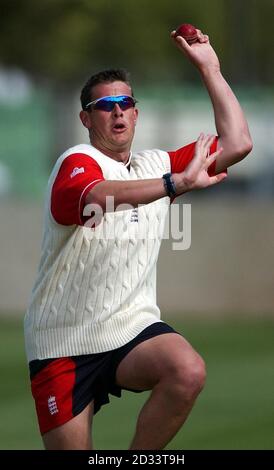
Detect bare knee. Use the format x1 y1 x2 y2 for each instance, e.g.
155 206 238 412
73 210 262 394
181 355 207 400
161 354 206 404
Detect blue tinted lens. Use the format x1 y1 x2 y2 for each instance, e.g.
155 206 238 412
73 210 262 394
94 95 136 111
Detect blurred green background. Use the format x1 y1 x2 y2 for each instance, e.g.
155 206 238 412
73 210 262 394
0 0 273 450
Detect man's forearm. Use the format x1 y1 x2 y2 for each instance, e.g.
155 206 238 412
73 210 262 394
86 174 193 211
86 178 168 211
200 67 252 172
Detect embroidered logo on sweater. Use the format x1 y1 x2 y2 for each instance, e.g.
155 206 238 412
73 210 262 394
48 396 59 415
130 208 138 222
70 167 85 178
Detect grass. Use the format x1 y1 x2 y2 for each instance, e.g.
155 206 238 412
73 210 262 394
0 315 273 450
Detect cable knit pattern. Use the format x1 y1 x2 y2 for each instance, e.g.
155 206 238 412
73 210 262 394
24 144 171 361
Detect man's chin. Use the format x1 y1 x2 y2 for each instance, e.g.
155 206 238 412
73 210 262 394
111 135 133 150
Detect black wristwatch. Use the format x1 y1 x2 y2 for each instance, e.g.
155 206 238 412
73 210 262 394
162 172 177 197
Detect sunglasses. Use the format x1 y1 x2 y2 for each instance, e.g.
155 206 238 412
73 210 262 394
85 95 137 112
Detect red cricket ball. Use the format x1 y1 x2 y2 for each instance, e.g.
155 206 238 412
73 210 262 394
175 23 198 44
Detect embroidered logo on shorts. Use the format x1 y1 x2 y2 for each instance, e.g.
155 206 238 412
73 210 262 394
70 167 85 178
48 396 59 415
130 208 138 222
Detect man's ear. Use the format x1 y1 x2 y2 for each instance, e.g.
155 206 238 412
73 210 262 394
134 107 138 124
79 110 91 129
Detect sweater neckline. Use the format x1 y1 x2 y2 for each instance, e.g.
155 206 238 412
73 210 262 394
118 152 132 170
87 143 132 169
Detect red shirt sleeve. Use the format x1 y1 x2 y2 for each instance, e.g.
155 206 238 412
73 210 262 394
168 136 219 176
51 153 105 226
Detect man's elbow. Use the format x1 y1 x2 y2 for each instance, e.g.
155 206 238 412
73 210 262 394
217 134 253 172
240 134 253 158
232 135 253 164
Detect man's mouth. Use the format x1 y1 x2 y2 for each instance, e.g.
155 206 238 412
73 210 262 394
113 123 127 133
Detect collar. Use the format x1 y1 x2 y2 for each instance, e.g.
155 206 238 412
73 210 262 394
118 151 132 169
123 152 132 168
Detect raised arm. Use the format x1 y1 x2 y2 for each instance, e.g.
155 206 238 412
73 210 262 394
171 28 253 173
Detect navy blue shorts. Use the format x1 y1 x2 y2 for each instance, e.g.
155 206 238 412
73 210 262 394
29 322 178 434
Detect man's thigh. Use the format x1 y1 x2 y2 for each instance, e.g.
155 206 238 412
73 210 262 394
42 401 94 450
115 332 201 391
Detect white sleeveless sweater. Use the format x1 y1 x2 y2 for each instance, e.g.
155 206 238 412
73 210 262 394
24 144 171 361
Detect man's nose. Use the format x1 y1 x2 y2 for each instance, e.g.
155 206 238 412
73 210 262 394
113 103 123 117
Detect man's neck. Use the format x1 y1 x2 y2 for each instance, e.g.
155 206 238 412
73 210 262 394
90 141 130 165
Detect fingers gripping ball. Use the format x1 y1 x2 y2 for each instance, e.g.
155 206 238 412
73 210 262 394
175 23 198 44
